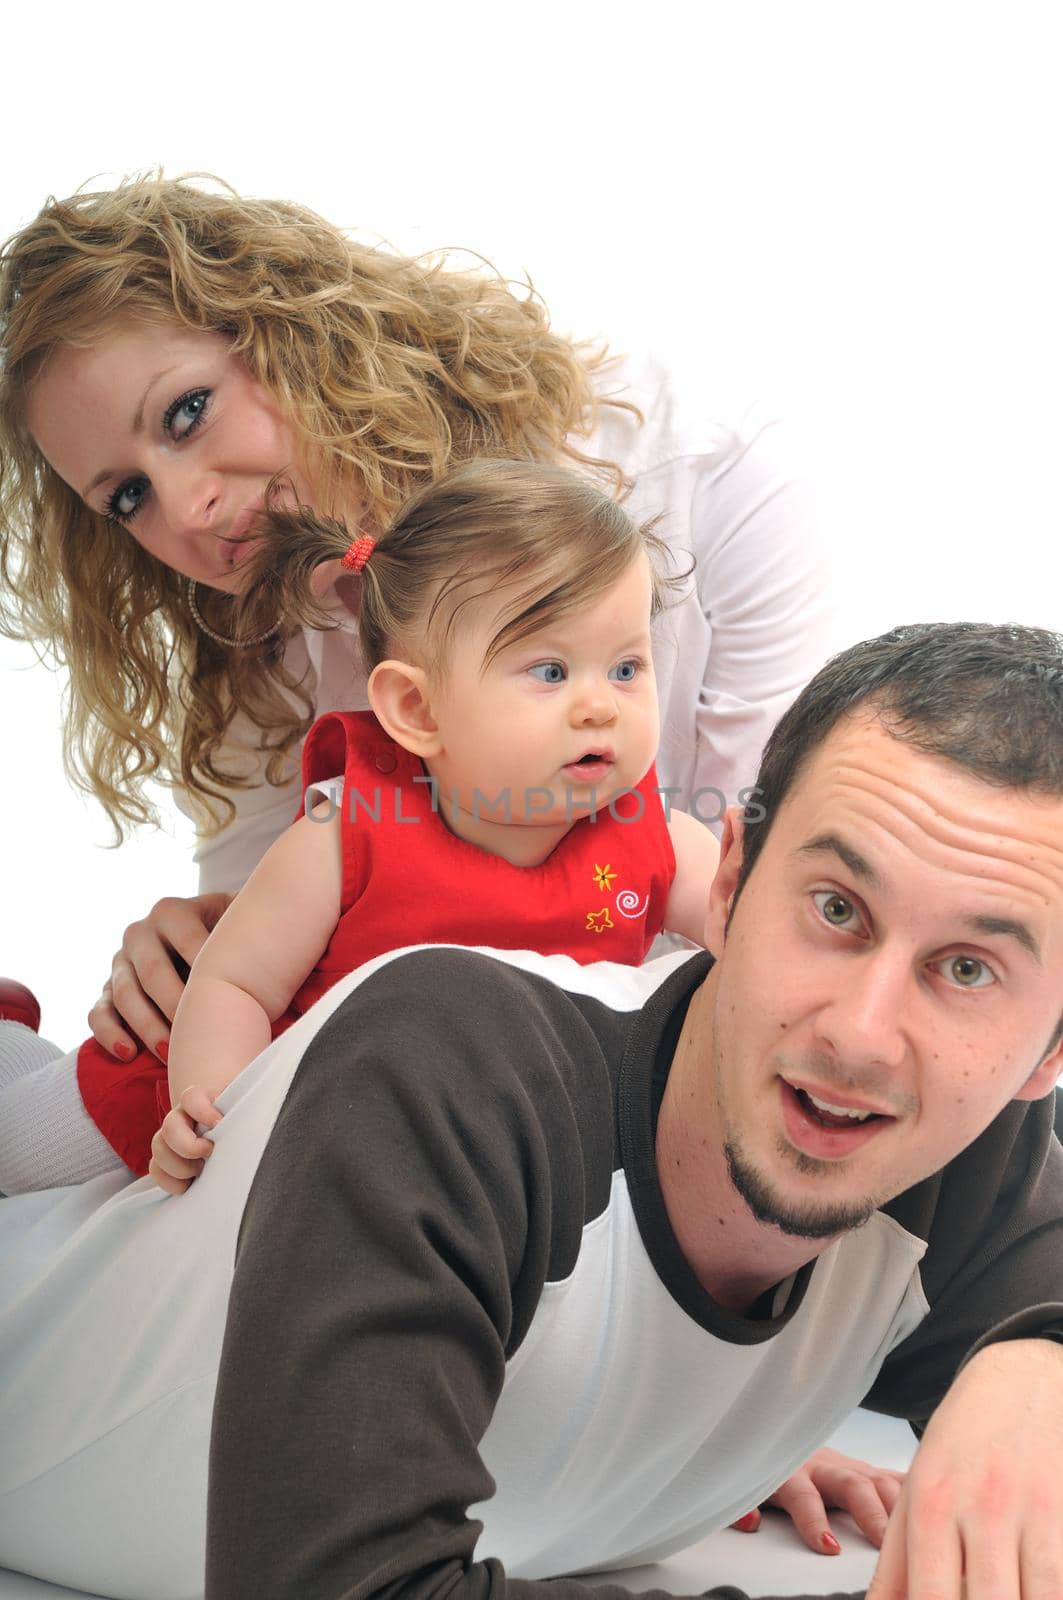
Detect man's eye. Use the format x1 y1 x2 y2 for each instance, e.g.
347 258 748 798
813 890 859 929
938 955 995 989
529 662 566 683
609 659 639 683
105 478 148 522
165 388 210 440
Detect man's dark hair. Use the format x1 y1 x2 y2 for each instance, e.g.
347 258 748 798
736 622 1063 1054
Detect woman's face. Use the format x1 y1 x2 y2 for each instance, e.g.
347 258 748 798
25 323 309 594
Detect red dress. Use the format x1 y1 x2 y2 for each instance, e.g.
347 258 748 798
76 711 676 1174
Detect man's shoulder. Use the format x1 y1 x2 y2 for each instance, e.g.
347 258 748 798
883 1094 1060 1270
353 942 696 1011
308 943 701 1114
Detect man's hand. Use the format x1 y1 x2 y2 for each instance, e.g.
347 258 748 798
868 1337 1063 1597
88 893 232 1063
730 1446 905 1554
148 1086 223 1196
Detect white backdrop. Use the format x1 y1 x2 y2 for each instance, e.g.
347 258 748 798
1 1 1060 1047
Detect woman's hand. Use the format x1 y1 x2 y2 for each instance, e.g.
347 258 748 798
87 893 232 1062
731 1445 906 1555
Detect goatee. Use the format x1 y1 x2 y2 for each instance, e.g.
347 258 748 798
724 1137 876 1240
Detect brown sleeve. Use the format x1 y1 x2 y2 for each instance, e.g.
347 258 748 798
867 1092 1063 1428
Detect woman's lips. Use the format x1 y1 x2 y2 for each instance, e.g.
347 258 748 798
221 536 261 569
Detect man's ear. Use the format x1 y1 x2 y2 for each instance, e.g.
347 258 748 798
1012 1031 1063 1103
704 806 746 955
368 660 442 758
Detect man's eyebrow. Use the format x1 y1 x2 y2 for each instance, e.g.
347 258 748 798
797 836 1043 964
795 833 883 889
81 366 178 498
966 915 1042 965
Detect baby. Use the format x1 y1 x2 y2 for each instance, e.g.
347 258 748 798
82 460 719 1192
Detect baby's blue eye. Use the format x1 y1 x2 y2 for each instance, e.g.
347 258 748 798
609 659 639 683
529 662 566 684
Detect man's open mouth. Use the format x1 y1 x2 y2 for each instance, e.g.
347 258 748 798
792 1087 885 1130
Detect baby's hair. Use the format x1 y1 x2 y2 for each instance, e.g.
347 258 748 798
236 460 689 674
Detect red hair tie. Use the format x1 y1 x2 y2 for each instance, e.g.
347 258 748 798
342 535 375 574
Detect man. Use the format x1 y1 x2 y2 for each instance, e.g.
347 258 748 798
1 623 1061 1600
203 622 1063 1600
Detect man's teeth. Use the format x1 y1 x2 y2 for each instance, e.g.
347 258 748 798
807 1092 874 1122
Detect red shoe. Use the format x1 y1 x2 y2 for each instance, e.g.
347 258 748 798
0 979 41 1033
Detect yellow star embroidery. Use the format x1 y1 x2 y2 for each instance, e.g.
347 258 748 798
592 863 617 892
586 908 613 935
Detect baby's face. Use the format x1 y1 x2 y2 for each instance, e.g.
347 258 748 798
424 553 660 841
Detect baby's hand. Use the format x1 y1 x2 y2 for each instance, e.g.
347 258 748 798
149 1086 224 1196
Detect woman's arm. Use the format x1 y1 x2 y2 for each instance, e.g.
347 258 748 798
588 360 836 822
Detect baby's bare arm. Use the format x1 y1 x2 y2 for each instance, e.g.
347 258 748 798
167 802 343 1107
663 808 720 947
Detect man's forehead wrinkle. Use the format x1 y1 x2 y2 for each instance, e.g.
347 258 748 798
800 758 1063 909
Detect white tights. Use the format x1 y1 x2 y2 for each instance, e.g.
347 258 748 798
0 1022 131 1194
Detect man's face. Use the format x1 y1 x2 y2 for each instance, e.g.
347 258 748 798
703 712 1063 1240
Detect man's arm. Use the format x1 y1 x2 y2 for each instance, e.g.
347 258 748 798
866 1093 1063 1427
207 951 583 1599
867 1335 1063 1597
861 1093 1063 1595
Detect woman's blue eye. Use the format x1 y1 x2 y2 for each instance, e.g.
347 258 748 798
101 389 211 523
106 478 148 523
529 662 566 683
165 388 210 439
609 659 639 683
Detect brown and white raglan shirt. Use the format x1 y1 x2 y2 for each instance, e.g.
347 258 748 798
205 945 1063 1600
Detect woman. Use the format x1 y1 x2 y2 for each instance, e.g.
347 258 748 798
0 172 830 1084
0 177 907 1584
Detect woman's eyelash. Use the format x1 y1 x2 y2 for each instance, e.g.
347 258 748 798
163 388 210 434
104 480 144 524
102 390 210 523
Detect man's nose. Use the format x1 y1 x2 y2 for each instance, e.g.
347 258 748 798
814 953 910 1074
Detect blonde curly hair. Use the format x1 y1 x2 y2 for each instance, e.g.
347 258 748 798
0 173 635 838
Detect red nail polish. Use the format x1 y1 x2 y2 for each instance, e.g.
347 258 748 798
113 1041 136 1061
820 1531 841 1555
734 1512 760 1533
156 1040 169 1063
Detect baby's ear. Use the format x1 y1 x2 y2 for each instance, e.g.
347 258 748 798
368 660 441 757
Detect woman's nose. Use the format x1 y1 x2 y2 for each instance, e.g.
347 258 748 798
153 460 223 535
